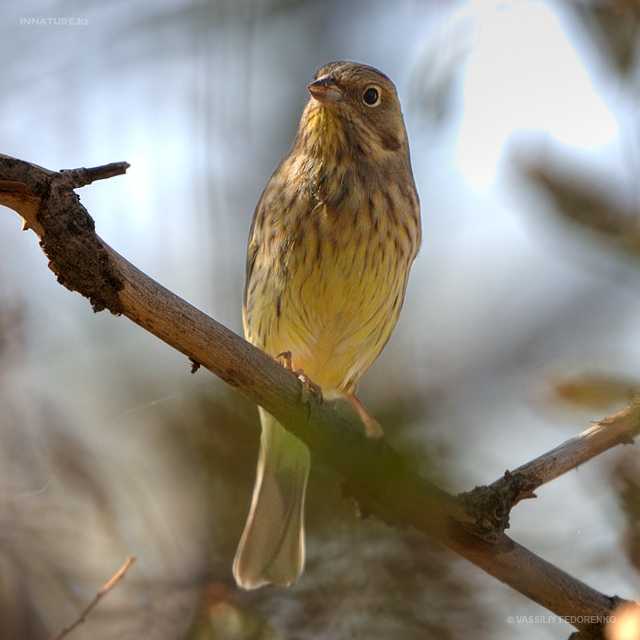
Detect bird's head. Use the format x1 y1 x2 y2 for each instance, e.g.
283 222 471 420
299 61 408 161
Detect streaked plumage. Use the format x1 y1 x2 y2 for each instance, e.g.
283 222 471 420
234 61 421 589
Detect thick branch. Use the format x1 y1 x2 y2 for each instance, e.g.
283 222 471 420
0 154 635 637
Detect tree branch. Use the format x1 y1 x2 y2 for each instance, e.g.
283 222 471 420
498 398 639 492
0 154 637 638
50 556 135 640
461 398 640 538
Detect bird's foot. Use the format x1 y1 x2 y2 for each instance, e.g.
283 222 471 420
347 393 383 439
276 351 323 404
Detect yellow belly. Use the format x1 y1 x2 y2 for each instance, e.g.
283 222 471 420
245 199 415 397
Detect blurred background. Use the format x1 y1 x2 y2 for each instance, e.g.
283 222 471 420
1 0 640 638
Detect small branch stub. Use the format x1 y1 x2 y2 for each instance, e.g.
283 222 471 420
458 470 538 540
60 162 130 189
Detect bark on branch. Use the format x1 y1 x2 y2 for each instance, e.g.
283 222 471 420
0 153 637 639
461 399 640 539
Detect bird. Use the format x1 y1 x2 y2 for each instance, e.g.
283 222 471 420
233 61 421 589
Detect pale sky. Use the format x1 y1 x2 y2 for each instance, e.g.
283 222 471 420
454 0 618 189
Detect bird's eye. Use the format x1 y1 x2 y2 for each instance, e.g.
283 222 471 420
362 86 381 107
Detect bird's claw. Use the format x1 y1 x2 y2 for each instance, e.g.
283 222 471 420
276 351 323 404
294 370 323 404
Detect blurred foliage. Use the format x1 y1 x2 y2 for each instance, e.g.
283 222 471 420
518 0 640 421
549 371 638 411
410 23 472 131
521 0 640 262
519 155 640 259
0 311 112 639
568 0 640 75
186 584 281 640
613 453 640 574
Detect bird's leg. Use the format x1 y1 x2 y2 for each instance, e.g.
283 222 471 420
347 393 383 439
276 351 323 403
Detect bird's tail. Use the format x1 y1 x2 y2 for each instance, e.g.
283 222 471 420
233 408 311 589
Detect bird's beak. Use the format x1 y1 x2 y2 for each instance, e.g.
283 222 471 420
308 74 343 103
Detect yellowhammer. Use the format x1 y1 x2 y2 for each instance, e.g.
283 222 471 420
234 61 421 589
